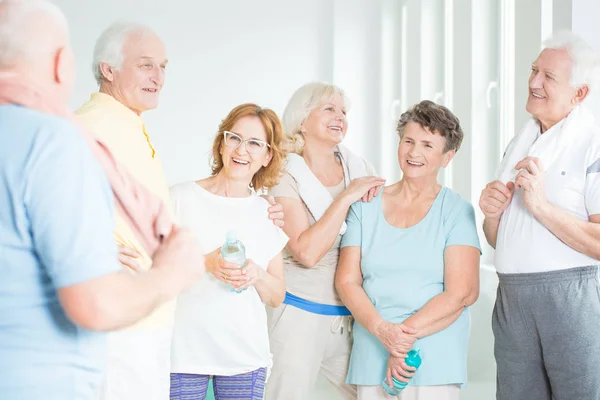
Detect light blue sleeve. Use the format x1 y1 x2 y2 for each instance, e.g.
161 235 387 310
341 202 363 248
23 119 120 289
445 200 482 253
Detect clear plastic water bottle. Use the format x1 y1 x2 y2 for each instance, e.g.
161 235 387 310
381 348 422 395
220 231 247 293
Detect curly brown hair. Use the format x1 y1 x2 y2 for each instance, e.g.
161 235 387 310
210 103 286 190
396 100 464 153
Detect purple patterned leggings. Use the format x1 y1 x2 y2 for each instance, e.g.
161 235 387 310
170 368 266 400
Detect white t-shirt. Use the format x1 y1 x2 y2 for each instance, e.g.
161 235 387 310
495 120 600 274
169 182 289 376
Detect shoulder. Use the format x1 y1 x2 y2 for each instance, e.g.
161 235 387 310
75 99 118 141
276 171 298 186
24 111 88 158
169 181 196 202
349 191 382 218
2 105 82 142
75 98 106 123
269 171 299 197
252 193 272 214
440 188 475 220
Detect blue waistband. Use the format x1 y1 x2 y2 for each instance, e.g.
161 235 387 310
283 292 351 316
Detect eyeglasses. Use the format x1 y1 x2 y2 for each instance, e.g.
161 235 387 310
223 131 271 154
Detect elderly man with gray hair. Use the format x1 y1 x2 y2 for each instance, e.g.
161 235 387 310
0 2 205 400
75 23 176 399
479 31 600 400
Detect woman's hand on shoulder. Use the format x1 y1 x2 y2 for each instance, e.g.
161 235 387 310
342 176 386 206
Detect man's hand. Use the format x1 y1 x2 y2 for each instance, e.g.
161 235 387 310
152 225 205 293
514 157 548 216
479 180 515 220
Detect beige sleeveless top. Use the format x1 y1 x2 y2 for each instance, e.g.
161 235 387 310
269 172 347 305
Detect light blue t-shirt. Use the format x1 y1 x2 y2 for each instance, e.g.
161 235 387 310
341 187 481 386
0 105 120 400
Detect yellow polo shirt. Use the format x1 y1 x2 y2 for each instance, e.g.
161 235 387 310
76 92 175 330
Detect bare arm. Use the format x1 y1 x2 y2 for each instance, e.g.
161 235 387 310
335 246 382 333
277 176 386 268
534 208 600 260
252 253 286 307
514 157 600 260
277 195 353 268
59 227 205 332
336 246 417 357
402 245 480 338
58 268 178 332
204 247 286 307
482 217 501 249
479 180 515 248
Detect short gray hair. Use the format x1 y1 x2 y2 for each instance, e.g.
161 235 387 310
543 30 600 92
92 21 156 85
282 82 349 154
397 100 463 153
0 0 68 68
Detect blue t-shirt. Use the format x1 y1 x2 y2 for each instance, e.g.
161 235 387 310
341 187 481 386
0 105 120 399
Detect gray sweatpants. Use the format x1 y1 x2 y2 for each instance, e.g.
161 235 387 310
492 265 600 400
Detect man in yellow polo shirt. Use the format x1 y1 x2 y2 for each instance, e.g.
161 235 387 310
76 22 283 400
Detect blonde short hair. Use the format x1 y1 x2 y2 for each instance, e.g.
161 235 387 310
282 82 349 154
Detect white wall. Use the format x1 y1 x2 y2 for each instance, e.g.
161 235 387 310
54 0 336 186
572 0 600 121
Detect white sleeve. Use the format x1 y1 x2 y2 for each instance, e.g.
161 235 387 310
585 156 600 216
266 225 289 262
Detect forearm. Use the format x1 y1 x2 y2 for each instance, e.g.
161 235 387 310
293 195 353 267
534 203 600 260
482 217 501 249
61 268 178 331
254 269 286 308
337 281 384 335
403 292 470 338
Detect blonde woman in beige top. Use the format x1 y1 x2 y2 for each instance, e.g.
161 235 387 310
265 82 385 400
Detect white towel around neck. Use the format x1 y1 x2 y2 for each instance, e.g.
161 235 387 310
286 145 371 235
496 104 595 183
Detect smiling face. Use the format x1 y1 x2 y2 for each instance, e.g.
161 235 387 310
301 93 347 147
398 121 455 181
526 48 579 131
100 31 168 115
219 116 273 185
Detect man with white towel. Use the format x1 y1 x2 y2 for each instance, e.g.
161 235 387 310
479 31 600 400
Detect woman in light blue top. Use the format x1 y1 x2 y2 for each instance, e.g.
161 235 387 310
335 100 481 400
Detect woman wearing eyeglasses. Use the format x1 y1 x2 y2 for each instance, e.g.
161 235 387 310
168 103 289 400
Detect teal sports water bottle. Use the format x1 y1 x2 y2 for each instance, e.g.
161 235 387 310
220 231 247 293
381 348 422 395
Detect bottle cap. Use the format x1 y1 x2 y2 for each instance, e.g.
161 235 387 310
225 230 238 244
